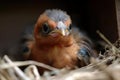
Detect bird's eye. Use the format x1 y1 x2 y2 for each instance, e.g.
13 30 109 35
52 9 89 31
42 23 50 34
68 24 72 30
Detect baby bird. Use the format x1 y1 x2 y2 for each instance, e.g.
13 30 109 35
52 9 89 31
21 9 97 74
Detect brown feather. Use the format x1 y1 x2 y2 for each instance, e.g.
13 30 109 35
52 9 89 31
24 9 97 74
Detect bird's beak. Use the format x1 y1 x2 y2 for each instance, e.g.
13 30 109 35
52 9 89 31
50 21 69 36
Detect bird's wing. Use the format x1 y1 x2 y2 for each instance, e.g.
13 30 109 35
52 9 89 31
19 24 35 59
72 26 97 66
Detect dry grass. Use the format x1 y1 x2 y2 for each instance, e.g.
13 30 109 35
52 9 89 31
0 31 120 80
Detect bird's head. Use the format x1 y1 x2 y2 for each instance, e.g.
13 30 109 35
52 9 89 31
34 9 73 46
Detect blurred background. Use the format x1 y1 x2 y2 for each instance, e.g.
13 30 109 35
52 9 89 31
0 0 119 50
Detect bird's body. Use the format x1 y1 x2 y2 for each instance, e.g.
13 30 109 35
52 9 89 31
21 9 97 74
29 40 79 73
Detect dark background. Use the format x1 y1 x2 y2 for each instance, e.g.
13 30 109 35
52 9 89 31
0 0 118 49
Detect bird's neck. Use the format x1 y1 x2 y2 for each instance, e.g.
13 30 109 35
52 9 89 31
35 42 72 50
35 36 75 49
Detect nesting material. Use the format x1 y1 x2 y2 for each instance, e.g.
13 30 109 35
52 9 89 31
0 32 120 80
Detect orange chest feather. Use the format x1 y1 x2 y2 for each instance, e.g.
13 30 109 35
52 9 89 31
30 43 79 68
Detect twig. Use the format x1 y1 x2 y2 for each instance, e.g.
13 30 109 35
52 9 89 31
97 30 120 54
3 55 30 80
0 59 59 72
7 67 18 80
96 30 113 46
78 56 115 71
1 58 18 80
24 65 41 80
0 69 11 80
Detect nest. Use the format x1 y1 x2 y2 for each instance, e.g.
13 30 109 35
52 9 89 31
1 31 120 80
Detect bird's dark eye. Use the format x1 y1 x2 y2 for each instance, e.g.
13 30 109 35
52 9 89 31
42 23 50 34
69 24 72 30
